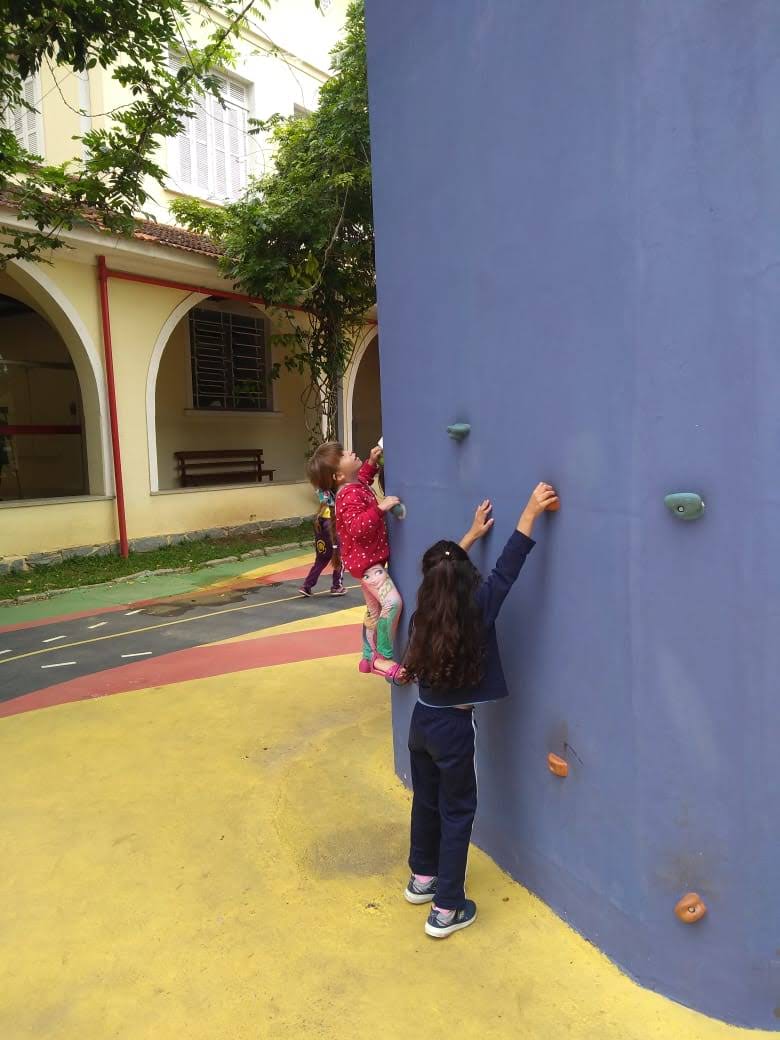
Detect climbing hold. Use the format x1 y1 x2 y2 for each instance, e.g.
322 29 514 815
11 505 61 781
391 502 406 520
547 752 568 777
675 892 707 923
447 423 471 441
664 492 705 521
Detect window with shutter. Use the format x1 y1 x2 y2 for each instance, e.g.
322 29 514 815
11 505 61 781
4 74 43 156
189 307 271 411
168 53 249 202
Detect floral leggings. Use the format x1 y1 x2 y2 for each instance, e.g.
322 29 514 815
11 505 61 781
360 564 402 662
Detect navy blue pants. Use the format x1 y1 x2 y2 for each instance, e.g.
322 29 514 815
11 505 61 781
408 702 477 910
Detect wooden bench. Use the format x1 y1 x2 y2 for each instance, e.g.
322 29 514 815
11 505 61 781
175 449 275 488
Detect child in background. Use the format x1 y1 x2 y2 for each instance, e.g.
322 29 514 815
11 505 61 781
400 482 558 938
306 440 403 678
300 444 346 597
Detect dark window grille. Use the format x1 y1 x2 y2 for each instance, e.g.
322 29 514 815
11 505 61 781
189 308 270 411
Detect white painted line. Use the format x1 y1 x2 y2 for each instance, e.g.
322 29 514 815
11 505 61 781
42 635 66 643
121 651 152 659
41 661 77 669
0 649 12 656
87 622 108 630
125 609 142 616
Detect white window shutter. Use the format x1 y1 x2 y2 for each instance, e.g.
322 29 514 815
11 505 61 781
166 53 248 200
193 100 210 193
212 95 228 198
22 76 39 154
169 52 195 187
6 75 42 155
177 116 194 185
228 80 247 107
226 104 246 198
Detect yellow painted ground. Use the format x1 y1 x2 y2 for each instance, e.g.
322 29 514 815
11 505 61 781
213 603 365 645
204 551 313 590
0 655 772 1040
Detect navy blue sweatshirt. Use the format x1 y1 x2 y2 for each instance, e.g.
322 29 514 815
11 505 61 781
416 530 535 708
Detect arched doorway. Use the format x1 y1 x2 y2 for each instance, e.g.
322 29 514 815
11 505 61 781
0 285 89 501
150 295 304 491
350 335 382 459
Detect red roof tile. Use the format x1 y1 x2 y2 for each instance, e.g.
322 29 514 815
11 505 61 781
132 220 223 258
0 192 222 260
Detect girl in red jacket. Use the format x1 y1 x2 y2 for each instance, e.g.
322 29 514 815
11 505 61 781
308 440 403 679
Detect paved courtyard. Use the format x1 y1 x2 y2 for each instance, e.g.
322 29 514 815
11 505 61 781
0 552 771 1039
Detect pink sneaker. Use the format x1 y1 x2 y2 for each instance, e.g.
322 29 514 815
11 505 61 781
358 659 373 674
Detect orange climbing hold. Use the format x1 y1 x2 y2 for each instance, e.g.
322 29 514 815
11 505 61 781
675 893 707 923
547 753 568 777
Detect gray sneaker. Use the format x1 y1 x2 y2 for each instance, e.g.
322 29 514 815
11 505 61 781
404 874 437 904
425 899 477 938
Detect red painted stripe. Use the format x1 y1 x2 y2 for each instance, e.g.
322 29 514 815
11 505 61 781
0 563 313 634
243 562 310 584
0 622 362 719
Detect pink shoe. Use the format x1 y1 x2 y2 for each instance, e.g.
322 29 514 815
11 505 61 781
358 658 373 674
371 654 402 681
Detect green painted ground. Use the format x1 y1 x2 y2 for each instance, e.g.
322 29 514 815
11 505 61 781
0 548 308 628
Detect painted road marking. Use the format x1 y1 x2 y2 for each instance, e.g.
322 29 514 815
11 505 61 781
0 649 11 656
121 652 153 659
125 610 142 616
87 622 108 630
42 635 66 643
41 662 77 669
0 585 359 667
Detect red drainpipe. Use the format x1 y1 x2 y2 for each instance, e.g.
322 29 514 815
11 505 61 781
97 255 130 558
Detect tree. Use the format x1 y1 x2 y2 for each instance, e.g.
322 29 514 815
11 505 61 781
0 0 266 266
171 0 373 444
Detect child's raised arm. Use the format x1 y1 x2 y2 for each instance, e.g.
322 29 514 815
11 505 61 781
357 445 383 486
477 483 558 626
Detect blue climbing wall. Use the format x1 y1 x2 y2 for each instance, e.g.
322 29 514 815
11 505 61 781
365 0 780 1028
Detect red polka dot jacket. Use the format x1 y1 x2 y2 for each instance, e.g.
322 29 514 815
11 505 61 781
335 460 390 579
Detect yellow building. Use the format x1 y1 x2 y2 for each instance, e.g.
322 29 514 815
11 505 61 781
0 0 381 570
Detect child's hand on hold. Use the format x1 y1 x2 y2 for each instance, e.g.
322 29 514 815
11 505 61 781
369 445 383 465
379 495 401 513
469 499 494 540
518 483 559 536
459 499 494 551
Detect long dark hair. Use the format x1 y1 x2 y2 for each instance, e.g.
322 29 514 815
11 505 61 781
403 540 485 689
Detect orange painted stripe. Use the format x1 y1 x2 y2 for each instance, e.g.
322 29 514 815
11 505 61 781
0 623 363 719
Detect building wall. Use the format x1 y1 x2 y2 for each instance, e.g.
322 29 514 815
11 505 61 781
0 255 318 560
24 1 350 225
154 308 311 490
366 0 780 1030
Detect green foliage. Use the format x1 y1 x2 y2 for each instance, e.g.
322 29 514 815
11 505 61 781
0 0 266 265
172 0 373 443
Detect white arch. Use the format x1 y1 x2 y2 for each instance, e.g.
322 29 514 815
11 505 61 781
7 260 113 495
342 327 378 452
145 291 208 493
146 292 273 491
